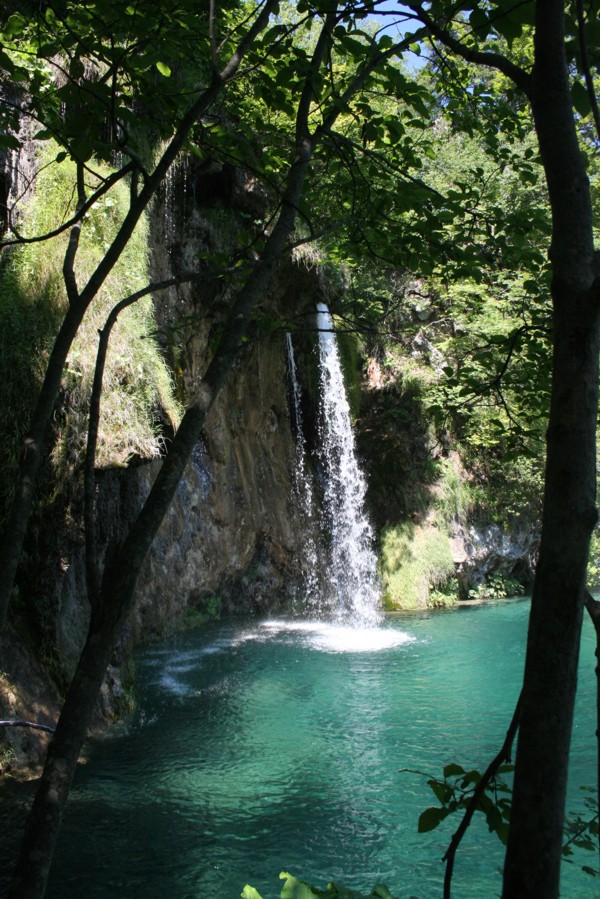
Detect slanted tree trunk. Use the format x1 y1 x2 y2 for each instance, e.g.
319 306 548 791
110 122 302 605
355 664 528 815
502 2 600 895
6 154 312 899
7 9 430 888
7 8 343 888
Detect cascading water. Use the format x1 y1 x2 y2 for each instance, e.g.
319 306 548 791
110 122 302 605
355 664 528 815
316 303 381 626
286 332 321 610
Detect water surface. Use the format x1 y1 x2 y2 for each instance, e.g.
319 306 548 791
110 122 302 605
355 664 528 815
42 600 597 898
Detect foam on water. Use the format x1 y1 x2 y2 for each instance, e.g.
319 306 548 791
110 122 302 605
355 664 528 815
259 619 415 653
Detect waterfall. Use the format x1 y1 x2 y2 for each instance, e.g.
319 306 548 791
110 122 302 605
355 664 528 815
286 310 381 625
316 303 381 626
285 333 321 612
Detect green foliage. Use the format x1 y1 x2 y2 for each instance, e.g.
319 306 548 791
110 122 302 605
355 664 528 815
417 762 514 845
435 456 477 526
587 528 600 588
0 0 228 164
183 594 221 630
242 872 397 899
428 577 461 607
468 574 525 601
380 521 455 610
418 765 599 879
342 94 550 544
0 256 64 526
357 369 438 527
335 326 363 420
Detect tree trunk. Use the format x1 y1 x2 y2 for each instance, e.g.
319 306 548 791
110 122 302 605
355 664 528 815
7 126 317 899
502 2 600 895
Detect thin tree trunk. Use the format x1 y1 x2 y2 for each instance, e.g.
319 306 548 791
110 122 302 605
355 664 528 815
6 157 313 899
502 2 600 894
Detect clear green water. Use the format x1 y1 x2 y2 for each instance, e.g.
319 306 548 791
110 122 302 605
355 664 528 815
43 600 597 898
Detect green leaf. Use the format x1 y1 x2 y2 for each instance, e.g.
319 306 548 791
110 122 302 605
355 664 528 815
371 887 395 899
0 133 21 151
469 7 490 38
70 57 85 79
443 763 465 778
69 136 94 162
571 80 591 118
241 886 264 899
582 866 598 877
428 779 452 804
461 770 482 788
418 806 447 833
156 60 172 77
493 13 522 43
279 872 320 898
377 35 394 51
3 13 25 38
495 822 510 845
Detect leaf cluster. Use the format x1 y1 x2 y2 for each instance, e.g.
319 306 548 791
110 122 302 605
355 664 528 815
0 0 229 164
417 761 514 846
562 786 599 878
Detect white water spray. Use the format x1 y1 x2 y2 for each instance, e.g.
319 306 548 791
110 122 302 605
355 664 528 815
316 303 381 626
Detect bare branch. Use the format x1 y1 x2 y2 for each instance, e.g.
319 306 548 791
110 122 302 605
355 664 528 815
0 719 55 734
0 161 135 249
62 162 86 305
84 272 204 605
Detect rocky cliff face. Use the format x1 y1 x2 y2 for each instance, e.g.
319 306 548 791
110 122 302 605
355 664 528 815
449 522 538 597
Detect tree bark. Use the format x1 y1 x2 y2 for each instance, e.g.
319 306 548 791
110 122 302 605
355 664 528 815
502 2 600 895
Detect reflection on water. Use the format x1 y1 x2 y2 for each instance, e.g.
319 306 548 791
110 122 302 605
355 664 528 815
10 601 595 899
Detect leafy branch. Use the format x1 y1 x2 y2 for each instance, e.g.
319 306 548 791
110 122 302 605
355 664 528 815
415 693 521 899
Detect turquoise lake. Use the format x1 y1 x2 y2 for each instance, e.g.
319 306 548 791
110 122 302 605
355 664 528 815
41 599 597 898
